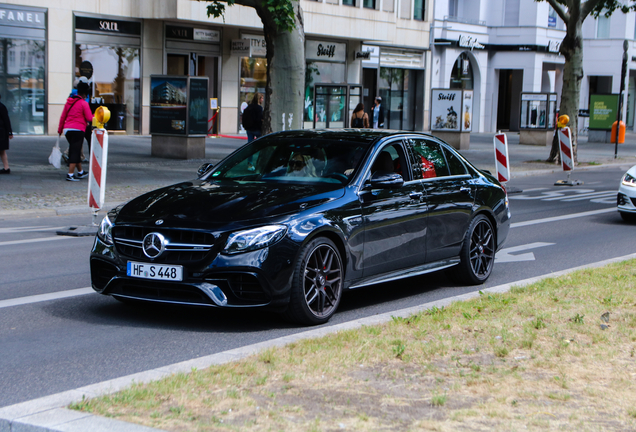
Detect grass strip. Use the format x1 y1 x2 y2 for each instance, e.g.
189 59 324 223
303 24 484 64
71 260 636 431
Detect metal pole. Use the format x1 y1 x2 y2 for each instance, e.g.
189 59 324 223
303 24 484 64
615 40 628 159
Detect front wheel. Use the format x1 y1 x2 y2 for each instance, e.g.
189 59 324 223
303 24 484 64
454 214 496 285
284 237 343 325
620 211 636 223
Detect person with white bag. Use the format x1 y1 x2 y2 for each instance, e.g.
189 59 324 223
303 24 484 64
57 81 93 181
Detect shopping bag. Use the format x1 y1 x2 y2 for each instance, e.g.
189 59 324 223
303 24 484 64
49 137 62 169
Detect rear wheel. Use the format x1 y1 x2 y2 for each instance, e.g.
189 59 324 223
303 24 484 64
454 214 495 285
284 237 343 325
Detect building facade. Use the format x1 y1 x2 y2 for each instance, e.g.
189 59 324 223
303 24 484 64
0 0 432 137
431 0 566 133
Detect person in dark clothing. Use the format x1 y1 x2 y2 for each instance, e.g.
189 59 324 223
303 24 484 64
0 94 13 174
242 92 264 171
350 103 370 128
372 97 384 129
242 92 264 142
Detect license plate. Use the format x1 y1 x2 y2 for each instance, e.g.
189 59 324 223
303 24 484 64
127 261 183 281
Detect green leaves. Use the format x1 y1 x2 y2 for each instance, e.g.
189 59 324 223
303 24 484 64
204 0 297 32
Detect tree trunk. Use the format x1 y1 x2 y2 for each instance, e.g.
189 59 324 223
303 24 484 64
547 2 586 164
253 1 305 134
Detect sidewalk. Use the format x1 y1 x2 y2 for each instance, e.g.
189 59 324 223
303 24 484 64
1 131 635 219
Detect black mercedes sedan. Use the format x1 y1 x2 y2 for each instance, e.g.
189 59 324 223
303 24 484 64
90 130 510 325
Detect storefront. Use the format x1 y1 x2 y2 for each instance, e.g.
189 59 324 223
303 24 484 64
237 33 266 133
74 14 142 134
304 39 349 129
164 23 220 135
362 46 425 131
0 3 46 135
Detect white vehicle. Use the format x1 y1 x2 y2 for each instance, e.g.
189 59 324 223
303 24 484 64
618 165 636 222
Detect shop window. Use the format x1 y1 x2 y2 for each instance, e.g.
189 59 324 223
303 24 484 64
76 44 141 133
378 67 419 131
0 39 46 135
304 61 345 128
239 57 267 132
450 52 473 90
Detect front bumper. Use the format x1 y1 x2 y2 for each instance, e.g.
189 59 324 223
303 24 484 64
617 188 636 214
90 235 296 309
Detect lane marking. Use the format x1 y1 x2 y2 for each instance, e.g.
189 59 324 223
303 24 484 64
495 242 555 263
511 208 616 228
0 237 79 247
0 287 94 309
0 226 66 234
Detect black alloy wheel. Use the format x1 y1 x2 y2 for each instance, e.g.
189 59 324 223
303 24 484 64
454 215 495 285
284 237 343 325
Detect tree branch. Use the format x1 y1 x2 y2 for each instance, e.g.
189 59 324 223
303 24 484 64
545 0 570 22
581 0 605 20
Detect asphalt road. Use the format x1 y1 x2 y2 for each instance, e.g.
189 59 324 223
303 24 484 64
1 165 634 408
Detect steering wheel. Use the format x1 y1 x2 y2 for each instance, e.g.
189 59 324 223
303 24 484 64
325 172 349 183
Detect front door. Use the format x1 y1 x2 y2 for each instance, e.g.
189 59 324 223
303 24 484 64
360 141 427 277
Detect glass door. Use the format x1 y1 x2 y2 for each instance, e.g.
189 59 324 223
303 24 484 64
314 84 362 129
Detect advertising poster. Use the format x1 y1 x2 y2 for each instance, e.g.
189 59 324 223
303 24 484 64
431 89 462 131
150 76 187 134
589 94 619 130
188 78 209 135
520 93 548 129
462 90 473 132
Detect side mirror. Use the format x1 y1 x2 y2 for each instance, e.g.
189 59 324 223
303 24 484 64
368 172 404 189
197 163 214 178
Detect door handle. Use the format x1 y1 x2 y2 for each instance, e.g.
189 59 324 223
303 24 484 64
410 192 423 201
460 187 471 194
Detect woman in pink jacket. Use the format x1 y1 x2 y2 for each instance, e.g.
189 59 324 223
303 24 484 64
58 81 93 181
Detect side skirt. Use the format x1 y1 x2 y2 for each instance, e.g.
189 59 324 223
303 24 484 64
347 258 460 290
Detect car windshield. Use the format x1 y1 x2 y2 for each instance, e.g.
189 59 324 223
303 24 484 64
204 137 368 185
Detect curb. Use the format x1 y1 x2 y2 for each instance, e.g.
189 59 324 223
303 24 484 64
2 252 635 432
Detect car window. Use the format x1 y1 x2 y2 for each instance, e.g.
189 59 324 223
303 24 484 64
369 142 410 181
443 146 468 176
206 137 368 185
409 139 450 178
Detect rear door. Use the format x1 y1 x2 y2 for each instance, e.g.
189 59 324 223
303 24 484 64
408 138 474 263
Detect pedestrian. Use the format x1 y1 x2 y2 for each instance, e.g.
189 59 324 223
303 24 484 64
372 96 384 129
242 92 263 171
0 94 13 174
242 92 263 142
58 80 93 181
350 103 369 128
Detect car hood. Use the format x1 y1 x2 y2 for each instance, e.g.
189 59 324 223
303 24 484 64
114 180 345 226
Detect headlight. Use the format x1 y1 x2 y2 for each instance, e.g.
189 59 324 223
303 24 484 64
97 215 114 245
622 173 636 187
223 225 287 255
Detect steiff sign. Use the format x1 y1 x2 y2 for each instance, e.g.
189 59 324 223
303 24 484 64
306 40 346 62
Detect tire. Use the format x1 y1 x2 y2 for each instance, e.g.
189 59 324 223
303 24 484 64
620 211 636 223
284 237 343 325
454 214 496 285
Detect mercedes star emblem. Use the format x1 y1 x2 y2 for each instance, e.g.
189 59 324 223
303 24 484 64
155 219 164 225
142 232 167 259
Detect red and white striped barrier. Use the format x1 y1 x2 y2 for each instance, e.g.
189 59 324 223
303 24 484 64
493 132 510 183
558 127 573 172
87 129 108 210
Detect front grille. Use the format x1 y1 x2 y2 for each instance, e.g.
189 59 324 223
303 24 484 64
108 280 214 305
113 226 215 263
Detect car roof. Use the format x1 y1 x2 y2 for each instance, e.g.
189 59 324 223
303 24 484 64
266 129 437 145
